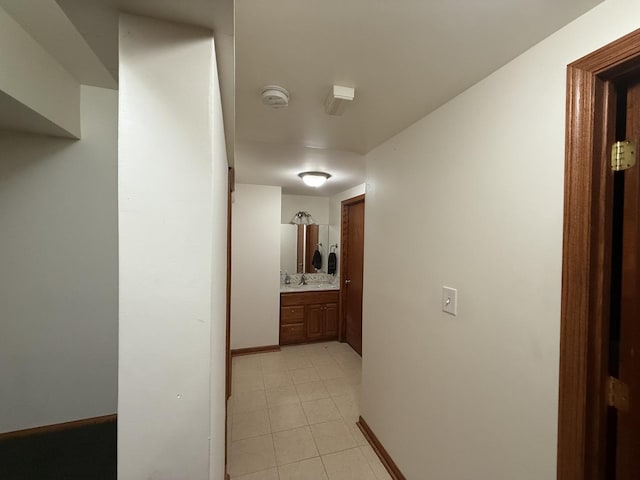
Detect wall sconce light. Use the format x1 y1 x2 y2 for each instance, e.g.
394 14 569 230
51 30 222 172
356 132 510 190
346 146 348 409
298 171 331 188
290 211 316 225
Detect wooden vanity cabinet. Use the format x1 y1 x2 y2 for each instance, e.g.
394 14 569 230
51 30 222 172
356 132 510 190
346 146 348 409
280 305 306 344
307 303 338 340
280 290 339 345
324 303 338 337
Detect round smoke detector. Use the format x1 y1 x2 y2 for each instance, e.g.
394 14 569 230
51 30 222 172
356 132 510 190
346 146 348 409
261 85 289 108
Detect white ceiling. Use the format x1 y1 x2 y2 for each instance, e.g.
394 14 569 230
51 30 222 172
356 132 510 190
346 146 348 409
56 0 233 81
235 0 602 163
2 1 604 196
236 141 365 196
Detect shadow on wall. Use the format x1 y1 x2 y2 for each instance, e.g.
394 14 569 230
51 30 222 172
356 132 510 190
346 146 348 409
0 131 74 180
0 85 119 436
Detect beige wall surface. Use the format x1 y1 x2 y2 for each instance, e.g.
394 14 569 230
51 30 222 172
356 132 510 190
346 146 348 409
281 194 330 224
0 86 117 433
208 25 231 479
231 183 282 350
360 1 640 478
118 14 227 479
0 6 80 137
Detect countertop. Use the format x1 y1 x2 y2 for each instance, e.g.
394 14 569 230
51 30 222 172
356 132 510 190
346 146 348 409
280 283 340 293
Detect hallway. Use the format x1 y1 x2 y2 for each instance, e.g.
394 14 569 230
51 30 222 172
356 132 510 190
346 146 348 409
228 342 390 479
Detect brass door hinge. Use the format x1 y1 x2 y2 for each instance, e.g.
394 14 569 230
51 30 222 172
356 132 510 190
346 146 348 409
606 376 631 412
611 141 637 171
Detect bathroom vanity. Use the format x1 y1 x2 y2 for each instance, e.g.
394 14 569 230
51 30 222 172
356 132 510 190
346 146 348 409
280 288 339 345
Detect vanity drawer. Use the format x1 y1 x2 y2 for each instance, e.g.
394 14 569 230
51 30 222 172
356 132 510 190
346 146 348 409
281 306 305 324
281 291 339 306
280 323 305 344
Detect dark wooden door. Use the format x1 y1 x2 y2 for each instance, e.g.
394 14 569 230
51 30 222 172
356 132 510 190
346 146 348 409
306 304 324 340
612 79 640 480
305 224 319 273
324 303 338 338
342 196 365 355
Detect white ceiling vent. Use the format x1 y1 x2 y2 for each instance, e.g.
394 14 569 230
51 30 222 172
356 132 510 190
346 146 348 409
262 85 289 108
324 85 355 116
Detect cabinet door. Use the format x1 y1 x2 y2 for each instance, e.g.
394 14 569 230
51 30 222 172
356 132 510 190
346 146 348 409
306 304 324 340
324 303 339 338
281 323 305 344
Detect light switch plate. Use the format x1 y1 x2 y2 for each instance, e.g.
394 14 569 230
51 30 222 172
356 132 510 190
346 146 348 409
442 286 457 315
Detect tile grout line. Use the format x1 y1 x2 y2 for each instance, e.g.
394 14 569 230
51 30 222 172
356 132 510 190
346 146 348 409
303 402 330 480
230 342 363 479
262 357 278 480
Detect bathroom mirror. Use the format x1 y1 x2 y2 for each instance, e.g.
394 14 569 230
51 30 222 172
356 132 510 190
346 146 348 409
280 224 331 274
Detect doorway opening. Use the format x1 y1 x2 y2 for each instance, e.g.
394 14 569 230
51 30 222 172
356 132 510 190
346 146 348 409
558 28 640 480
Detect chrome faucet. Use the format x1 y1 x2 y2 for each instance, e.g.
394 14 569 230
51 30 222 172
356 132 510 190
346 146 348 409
298 273 307 285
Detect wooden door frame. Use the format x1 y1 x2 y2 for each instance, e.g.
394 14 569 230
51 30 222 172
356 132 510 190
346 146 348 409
226 167 234 399
225 167 233 480
339 194 365 342
558 28 640 480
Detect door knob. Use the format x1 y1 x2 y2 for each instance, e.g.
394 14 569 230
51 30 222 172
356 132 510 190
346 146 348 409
345 279 351 285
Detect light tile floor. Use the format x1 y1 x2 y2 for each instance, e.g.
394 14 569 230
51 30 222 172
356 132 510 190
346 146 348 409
228 341 391 480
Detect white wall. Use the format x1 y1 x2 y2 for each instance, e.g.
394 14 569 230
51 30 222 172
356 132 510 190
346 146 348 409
361 1 640 479
0 85 117 433
213 31 235 165
328 183 366 277
208 25 230 480
118 14 227 479
0 0 117 89
231 183 281 349
0 5 80 137
281 194 330 224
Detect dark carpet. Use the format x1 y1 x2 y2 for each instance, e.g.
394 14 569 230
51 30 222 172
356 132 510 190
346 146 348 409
0 420 116 480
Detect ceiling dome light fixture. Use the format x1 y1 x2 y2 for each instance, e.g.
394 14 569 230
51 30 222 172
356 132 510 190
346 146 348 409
261 85 289 108
298 171 331 188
